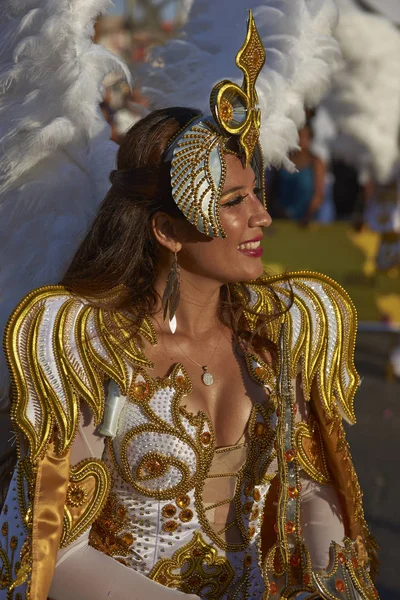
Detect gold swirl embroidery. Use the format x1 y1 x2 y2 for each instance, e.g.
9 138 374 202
0 468 33 595
5 285 157 463
89 492 135 562
294 415 330 485
0 523 31 593
118 425 197 500
313 538 379 600
148 532 234 598
60 459 111 548
105 359 276 554
242 271 360 424
108 364 211 501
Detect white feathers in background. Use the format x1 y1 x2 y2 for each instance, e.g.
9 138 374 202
0 0 129 408
321 0 400 182
139 0 341 173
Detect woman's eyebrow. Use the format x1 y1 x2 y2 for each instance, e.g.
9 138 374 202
221 185 244 198
221 179 257 198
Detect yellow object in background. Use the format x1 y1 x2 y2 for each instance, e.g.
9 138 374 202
262 221 400 324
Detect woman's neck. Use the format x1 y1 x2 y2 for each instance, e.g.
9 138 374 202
154 269 223 339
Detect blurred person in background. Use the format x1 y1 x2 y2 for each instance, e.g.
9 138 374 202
272 121 333 225
332 160 361 222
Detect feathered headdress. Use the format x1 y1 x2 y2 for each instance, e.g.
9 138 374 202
139 0 341 173
0 0 341 408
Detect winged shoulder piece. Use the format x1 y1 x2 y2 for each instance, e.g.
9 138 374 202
245 271 360 424
5 286 156 462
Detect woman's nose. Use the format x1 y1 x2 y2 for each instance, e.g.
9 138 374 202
249 203 272 229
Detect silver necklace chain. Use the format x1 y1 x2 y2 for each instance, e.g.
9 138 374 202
171 330 223 386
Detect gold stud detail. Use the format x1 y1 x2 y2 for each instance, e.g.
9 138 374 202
220 97 234 122
176 495 190 509
201 432 211 445
66 484 88 508
179 509 194 523
162 504 177 518
132 382 150 400
163 520 178 533
253 488 261 502
255 422 266 437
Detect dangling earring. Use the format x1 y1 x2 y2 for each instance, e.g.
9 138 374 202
162 249 180 334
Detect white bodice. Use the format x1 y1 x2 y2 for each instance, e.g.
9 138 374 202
91 362 278 599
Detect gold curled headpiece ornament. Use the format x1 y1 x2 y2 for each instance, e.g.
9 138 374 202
165 10 266 238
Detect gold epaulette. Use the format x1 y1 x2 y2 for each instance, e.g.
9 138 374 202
5 285 156 461
244 271 360 424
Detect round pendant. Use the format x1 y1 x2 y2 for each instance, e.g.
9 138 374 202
202 371 214 386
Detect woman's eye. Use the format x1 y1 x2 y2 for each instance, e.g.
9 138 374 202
223 194 248 208
222 186 264 208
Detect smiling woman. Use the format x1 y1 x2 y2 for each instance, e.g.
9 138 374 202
0 6 379 600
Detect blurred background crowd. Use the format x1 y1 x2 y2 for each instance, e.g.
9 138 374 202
96 0 400 320
95 3 400 595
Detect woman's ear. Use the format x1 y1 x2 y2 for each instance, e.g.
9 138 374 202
151 212 182 253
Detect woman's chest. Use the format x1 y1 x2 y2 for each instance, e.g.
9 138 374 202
104 357 277 496
138 346 274 448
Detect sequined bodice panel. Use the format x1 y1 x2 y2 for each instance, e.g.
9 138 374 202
90 361 278 599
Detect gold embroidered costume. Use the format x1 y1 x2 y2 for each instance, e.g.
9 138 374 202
0 6 379 600
0 272 378 600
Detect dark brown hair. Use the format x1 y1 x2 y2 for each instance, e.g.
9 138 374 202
62 107 289 366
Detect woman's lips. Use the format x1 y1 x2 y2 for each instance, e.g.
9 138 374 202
237 237 263 258
238 245 263 258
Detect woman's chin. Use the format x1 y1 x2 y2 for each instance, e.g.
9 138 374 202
235 260 265 282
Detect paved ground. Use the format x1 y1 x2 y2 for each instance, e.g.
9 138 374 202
348 332 400 599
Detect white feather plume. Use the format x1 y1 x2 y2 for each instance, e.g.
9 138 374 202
138 0 341 172
321 0 400 182
0 0 129 408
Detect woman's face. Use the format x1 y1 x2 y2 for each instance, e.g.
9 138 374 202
175 154 272 284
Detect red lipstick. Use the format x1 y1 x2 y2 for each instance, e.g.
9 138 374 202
237 236 263 258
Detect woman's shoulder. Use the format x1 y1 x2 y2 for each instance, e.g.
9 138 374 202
6 283 149 337
244 271 360 423
5 284 154 461
7 284 88 325
245 270 357 321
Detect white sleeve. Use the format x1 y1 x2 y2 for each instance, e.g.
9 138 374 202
50 532 199 600
294 374 346 571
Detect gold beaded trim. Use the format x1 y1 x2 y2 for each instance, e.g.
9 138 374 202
148 531 234 597
61 458 111 548
294 415 331 485
4 285 157 462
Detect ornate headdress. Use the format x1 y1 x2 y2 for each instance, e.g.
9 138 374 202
0 0 340 408
165 11 266 238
